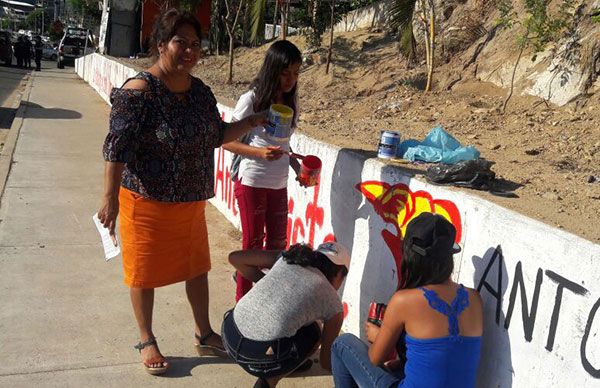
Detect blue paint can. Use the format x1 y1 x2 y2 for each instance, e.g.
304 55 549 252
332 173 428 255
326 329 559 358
377 130 401 159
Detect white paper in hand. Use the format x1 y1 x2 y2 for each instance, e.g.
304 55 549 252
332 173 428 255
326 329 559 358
92 213 120 261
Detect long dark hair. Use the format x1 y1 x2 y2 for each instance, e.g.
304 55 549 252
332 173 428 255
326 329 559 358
250 40 302 125
150 8 202 58
282 244 348 281
399 243 454 290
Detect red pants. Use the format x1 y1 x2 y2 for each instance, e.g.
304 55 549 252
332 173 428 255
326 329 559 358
234 180 288 301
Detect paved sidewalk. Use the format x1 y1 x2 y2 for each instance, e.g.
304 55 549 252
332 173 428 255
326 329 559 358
0 69 332 388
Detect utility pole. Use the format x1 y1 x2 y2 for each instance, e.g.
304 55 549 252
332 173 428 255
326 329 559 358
54 0 59 20
98 0 109 54
41 2 45 35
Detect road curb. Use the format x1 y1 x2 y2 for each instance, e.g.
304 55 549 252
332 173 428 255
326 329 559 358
0 73 34 202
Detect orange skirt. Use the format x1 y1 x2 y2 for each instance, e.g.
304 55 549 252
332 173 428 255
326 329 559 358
118 187 211 288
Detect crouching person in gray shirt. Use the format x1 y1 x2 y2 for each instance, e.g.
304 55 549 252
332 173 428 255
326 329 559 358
221 242 350 387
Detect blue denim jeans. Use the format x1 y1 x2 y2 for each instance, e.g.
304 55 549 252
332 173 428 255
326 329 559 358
332 333 402 388
221 310 320 379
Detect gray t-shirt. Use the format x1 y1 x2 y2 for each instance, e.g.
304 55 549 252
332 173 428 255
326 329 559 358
233 257 343 341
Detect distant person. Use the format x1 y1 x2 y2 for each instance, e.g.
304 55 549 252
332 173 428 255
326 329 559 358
223 242 349 387
223 40 304 302
331 212 483 388
14 36 24 67
23 36 32 68
34 36 43 71
97 8 266 376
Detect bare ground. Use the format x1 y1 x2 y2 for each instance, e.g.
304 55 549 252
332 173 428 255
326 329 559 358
120 29 600 243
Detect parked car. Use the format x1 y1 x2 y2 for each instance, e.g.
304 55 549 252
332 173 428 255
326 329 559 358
42 43 58 61
57 28 94 68
0 30 13 65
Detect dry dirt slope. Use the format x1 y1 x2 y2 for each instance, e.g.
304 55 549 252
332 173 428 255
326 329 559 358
121 22 600 243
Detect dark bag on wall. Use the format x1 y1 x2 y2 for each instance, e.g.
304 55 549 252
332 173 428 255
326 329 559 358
425 159 496 190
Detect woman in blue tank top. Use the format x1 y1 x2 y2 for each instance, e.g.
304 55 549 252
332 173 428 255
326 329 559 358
331 212 483 388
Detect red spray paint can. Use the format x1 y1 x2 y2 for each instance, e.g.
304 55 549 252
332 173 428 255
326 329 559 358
367 302 387 327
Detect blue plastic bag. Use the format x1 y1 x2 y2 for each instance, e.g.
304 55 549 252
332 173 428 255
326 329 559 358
399 126 480 164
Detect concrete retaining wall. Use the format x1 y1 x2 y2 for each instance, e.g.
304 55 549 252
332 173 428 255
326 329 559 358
75 54 137 103
77 53 600 387
333 0 391 33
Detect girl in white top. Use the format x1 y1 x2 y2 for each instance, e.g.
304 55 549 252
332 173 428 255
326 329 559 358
223 40 303 301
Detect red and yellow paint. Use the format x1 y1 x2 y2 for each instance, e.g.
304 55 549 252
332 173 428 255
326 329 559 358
357 181 462 287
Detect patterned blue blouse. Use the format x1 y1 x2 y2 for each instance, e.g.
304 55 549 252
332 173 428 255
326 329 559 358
103 71 226 202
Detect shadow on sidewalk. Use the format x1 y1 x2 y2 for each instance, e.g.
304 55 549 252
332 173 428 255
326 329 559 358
163 355 331 380
22 101 82 120
162 356 235 378
0 106 16 129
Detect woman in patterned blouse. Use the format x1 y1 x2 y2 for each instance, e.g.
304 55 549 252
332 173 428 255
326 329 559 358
97 9 266 376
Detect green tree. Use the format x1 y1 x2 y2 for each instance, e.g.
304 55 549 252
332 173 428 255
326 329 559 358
246 0 371 47
66 0 102 30
291 0 343 49
66 0 102 17
498 0 575 112
387 0 417 63
25 9 44 31
224 0 246 83
388 0 436 91
209 0 228 54
249 0 267 45
590 6 599 23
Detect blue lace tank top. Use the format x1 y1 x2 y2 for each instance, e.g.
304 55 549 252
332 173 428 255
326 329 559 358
398 284 482 388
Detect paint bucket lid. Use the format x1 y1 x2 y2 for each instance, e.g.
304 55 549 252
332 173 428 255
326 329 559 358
270 104 294 118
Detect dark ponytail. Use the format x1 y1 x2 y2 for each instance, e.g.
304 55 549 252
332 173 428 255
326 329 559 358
282 243 347 281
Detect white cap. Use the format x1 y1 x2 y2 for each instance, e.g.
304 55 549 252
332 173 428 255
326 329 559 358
316 241 351 270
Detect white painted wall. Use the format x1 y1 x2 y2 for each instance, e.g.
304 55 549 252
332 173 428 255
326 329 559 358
77 53 600 387
75 53 137 103
333 0 391 33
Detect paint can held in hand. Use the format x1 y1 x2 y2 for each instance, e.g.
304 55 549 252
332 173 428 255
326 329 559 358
298 155 322 187
377 130 401 159
265 104 294 142
367 302 387 327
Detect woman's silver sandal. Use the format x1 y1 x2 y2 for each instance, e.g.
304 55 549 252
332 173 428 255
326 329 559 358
133 337 169 375
194 330 228 358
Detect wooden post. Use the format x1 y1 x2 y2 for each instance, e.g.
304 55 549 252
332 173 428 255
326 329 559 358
281 0 289 40
425 0 435 92
272 0 279 40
